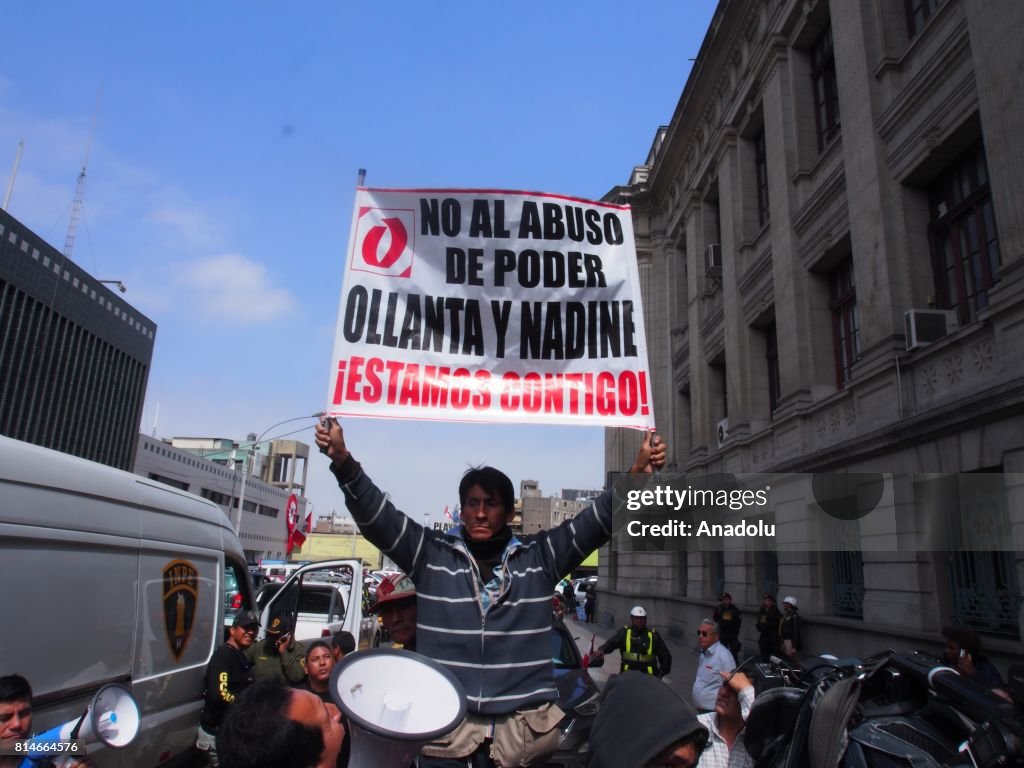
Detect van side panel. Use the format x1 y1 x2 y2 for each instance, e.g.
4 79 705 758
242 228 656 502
0 492 139 702
132 543 221 764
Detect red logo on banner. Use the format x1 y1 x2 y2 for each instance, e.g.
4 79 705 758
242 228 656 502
362 217 408 268
353 207 415 277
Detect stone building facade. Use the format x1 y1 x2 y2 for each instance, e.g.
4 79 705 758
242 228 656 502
602 0 1024 668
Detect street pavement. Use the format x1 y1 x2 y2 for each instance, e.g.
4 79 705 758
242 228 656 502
563 612 720 705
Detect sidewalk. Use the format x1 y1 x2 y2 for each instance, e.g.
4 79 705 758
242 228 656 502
564 613 714 705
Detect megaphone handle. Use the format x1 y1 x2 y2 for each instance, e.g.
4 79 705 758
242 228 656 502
68 711 87 740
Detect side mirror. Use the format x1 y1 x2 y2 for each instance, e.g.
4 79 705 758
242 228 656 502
587 654 605 669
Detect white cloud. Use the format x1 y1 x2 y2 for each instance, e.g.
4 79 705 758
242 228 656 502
174 253 297 324
147 203 223 250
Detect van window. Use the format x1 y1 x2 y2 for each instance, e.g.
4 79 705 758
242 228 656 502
224 561 250 628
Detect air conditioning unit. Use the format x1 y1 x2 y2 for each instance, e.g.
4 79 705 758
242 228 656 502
705 243 722 274
717 418 730 448
904 309 957 351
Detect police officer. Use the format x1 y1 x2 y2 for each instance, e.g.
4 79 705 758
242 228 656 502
592 606 672 678
755 592 782 661
197 610 258 766
713 592 742 658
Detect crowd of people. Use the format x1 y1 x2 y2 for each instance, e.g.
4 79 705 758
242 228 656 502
7 416 1016 768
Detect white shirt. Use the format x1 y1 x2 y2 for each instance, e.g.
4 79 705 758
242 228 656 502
691 641 737 710
696 686 755 768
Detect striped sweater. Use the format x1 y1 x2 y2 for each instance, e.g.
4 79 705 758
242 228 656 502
331 457 612 715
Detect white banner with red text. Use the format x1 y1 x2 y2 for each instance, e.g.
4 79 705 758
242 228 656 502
326 187 655 429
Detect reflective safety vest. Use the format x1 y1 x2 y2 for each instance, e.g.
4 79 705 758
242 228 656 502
621 628 656 674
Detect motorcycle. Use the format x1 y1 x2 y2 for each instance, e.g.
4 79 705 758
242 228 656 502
739 650 1023 767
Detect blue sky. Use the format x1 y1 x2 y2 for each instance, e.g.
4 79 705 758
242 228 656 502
0 1 718 524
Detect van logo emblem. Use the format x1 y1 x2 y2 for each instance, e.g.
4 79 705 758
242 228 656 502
163 559 199 661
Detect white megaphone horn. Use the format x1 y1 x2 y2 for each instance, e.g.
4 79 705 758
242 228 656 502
28 683 141 765
330 648 466 768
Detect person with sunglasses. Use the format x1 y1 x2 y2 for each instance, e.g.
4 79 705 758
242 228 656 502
691 620 736 713
588 671 709 768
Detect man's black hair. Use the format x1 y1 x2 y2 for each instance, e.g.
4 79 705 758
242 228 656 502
0 675 31 704
330 630 356 655
306 639 332 657
459 466 515 521
218 677 324 768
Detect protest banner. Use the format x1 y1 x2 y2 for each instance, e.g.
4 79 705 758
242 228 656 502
325 187 655 429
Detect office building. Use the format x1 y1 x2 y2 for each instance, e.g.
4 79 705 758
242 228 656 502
0 208 155 470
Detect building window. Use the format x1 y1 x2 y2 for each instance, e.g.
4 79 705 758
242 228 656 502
766 322 780 412
929 142 1001 325
811 25 840 151
830 518 864 619
950 551 1022 638
905 0 941 37
754 127 770 227
830 258 860 387
758 545 778 600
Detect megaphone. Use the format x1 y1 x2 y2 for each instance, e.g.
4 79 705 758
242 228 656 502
28 683 140 764
330 648 466 768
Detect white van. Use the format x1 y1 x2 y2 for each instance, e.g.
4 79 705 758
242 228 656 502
0 435 255 767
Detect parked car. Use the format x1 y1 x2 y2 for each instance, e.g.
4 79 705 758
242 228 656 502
247 566 270 591
255 560 380 650
547 616 603 768
573 576 597 606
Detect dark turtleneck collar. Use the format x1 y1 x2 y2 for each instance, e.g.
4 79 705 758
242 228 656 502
463 525 513 577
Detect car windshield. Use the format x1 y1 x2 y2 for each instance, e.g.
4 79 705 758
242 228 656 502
550 624 580 669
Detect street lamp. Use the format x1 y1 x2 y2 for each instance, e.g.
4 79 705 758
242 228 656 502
233 411 326 534
98 279 126 293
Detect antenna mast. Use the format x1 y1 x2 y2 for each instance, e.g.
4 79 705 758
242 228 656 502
3 139 24 211
64 89 102 259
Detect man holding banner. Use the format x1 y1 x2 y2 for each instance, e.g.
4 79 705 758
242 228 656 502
318 186 661 766
315 420 663 766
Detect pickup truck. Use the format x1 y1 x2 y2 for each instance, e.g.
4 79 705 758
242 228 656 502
255 559 380 649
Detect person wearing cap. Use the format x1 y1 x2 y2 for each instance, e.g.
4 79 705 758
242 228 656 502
588 671 709 768
713 593 742 659
778 597 802 661
197 609 259 766
692 620 736 713
373 572 418 651
592 605 673 678
754 593 781 661
315 418 665 768
246 615 308 684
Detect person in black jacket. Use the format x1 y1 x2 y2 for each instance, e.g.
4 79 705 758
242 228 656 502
588 672 708 768
592 606 672 678
755 593 782 661
713 592 742 658
779 596 802 660
197 610 259 766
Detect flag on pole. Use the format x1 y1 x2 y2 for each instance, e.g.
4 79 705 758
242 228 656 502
284 494 307 555
582 634 596 669
443 505 453 521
